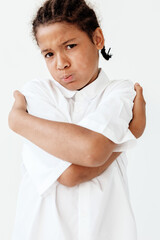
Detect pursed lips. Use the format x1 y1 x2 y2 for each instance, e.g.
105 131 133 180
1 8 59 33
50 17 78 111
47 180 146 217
60 74 73 82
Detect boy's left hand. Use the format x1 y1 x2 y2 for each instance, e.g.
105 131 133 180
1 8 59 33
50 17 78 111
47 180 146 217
129 83 146 138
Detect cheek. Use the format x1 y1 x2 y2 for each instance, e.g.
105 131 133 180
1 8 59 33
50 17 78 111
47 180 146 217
46 61 55 73
72 48 97 71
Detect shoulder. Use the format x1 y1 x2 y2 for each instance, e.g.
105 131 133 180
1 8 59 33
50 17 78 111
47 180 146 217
20 77 58 101
20 77 53 94
104 79 136 100
108 79 134 91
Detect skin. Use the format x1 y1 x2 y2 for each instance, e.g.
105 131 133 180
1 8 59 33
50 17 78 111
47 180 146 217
37 22 104 91
129 83 146 138
9 83 146 187
8 22 146 187
58 83 146 187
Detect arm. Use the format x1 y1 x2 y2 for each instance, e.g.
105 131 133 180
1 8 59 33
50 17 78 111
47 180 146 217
57 152 122 187
58 83 146 187
129 83 146 138
8 82 146 188
8 91 116 168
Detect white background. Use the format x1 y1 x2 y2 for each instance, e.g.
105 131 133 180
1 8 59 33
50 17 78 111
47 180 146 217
0 0 159 239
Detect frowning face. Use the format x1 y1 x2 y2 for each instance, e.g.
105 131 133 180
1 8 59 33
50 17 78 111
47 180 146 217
36 22 104 90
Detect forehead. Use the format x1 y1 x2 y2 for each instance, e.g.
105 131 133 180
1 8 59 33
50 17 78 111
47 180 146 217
36 22 88 48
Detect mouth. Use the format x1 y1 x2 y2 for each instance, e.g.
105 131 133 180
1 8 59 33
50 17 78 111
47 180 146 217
61 74 73 83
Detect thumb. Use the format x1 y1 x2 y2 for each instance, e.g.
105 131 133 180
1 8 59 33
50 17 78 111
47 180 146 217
134 83 146 105
12 90 27 109
13 90 23 99
13 90 26 102
134 82 143 94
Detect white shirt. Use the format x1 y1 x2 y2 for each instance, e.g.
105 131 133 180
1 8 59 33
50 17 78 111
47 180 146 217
12 68 137 240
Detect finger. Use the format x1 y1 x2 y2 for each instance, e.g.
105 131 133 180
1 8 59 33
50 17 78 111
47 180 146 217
13 90 27 103
13 90 24 99
12 90 27 111
134 83 146 105
134 82 143 93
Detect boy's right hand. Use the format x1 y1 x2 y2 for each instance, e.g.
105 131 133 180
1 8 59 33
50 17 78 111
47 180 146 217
8 90 27 133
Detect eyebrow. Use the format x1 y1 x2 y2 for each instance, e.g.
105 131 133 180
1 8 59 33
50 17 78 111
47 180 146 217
41 38 77 54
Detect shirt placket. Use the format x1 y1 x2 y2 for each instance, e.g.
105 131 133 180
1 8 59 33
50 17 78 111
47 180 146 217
78 183 91 240
71 93 86 123
71 93 91 240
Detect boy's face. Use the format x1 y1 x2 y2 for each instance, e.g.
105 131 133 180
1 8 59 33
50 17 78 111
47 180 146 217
36 22 104 91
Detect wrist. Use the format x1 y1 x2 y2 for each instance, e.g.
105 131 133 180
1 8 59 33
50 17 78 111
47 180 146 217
129 117 146 138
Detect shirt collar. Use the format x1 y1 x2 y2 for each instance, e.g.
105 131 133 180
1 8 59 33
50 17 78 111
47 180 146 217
51 76 77 98
51 68 110 100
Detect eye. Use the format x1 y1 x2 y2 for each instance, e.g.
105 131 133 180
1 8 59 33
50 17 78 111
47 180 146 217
66 44 77 50
45 52 54 58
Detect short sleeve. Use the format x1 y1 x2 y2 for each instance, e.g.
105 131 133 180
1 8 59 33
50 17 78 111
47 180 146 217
22 140 72 196
20 79 66 120
20 79 72 196
77 80 137 152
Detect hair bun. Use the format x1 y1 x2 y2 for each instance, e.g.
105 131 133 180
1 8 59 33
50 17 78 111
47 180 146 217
101 47 112 61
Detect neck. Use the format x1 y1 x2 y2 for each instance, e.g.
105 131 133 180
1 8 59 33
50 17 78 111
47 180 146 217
77 68 100 91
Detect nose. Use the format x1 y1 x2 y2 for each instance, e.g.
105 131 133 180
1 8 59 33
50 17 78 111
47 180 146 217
56 53 70 70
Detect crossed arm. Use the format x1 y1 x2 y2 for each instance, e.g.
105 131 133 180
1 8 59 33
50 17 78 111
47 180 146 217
8 83 146 187
57 83 146 187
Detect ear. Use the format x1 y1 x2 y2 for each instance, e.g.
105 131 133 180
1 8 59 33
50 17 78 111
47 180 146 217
92 27 105 50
